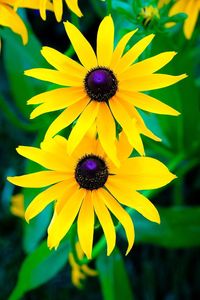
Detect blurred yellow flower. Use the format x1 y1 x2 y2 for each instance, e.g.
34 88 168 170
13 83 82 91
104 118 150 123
159 0 199 39
25 16 186 165
69 242 97 289
7 133 176 258
140 5 160 26
10 193 25 218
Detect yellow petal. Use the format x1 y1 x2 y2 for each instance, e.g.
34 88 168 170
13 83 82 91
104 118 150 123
29 88 85 119
106 180 160 223
55 181 79 214
109 97 144 155
119 90 180 116
15 0 53 10
40 135 68 157
0 5 28 44
100 189 135 255
45 97 89 139
96 103 119 167
24 68 83 87
16 146 70 172
67 101 99 155
66 0 83 17
53 0 62 22
169 0 187 16
41 46 86 76
64 21 97 70
93 190 116 255
7 171 67 188
25 180 69 222
118 157 176 190
120 73 187 92
117 130 133 160
97 16 114 67
110 29 138 69
78 191 94 259
39 0 48 20
120 51 177 79
81 265 98 276
47 188 86 249
114 34 155 74
184 1 199 39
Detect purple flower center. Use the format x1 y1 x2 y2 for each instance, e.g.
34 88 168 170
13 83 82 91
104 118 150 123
75 155 109 190
84 67 118 102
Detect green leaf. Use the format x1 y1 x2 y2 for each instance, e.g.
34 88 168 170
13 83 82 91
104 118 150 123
128 206 200 248
96 248 134 300
8 240 70 300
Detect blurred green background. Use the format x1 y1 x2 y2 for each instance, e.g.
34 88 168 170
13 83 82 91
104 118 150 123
0 0 200 299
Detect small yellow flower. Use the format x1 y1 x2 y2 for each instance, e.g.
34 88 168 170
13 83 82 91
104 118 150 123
159 0 200 39
25 16 186 166
7 133 176 258
140 5 160 26
69 242 97 289
10 193 25 218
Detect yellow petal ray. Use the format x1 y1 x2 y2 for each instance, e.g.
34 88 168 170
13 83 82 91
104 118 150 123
41 47 86 76
97 16 114 67
120 73 187 92
64 21 97 70
14 0 53 10
16 146 70 172
118 157 176 190
0 5 28 44
7 171 67 188
184 1 199 39
100 189 135 255
109 97 144 155
55 181 79 214
25 180 69 222
45 97 89 139
72 134 97 161
110 29 138 69
78 191 94 259
39 0 48 20
169 0 187 16
40 135 68 157
53 0 62 22
118 99 161 141
106 179 160 223
119 90 180 116
117 130 133 161
66 0 83 17
93 190 116 256
24 68 83 87
47 188 86 249
27 87 84 105
120 51 177 80
114 34 155 74
30 89 85 119
67 101 99 155
81 265 98 276
96 103 119 167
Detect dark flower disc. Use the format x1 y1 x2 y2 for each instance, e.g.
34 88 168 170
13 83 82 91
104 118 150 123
84 67 118 102
75 155 109 190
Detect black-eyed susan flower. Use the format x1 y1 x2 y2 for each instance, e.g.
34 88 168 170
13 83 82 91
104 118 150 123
159 0 199 39
10 193 25 218
17 0 83 22
7 133 176 258
25 16 186 165
0 0 52 44
69 242 97 289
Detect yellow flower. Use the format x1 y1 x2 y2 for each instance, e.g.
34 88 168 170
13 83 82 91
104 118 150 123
10 193 25 218
159 0 199 39
7 133 176 258
0 0 52 44
69 242 97 289
25 16 186 165
140 5 160 26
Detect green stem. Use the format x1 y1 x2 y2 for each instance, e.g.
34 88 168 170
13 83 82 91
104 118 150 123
107 0 112 14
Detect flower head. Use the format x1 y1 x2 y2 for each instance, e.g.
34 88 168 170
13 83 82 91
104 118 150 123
10 193 25 218
25 16 186 165
140 5 160 27
7 133 176 258
159 0 200 39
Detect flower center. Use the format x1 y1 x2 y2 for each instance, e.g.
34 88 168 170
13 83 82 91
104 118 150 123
75 155 109 190
84 67 118 102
